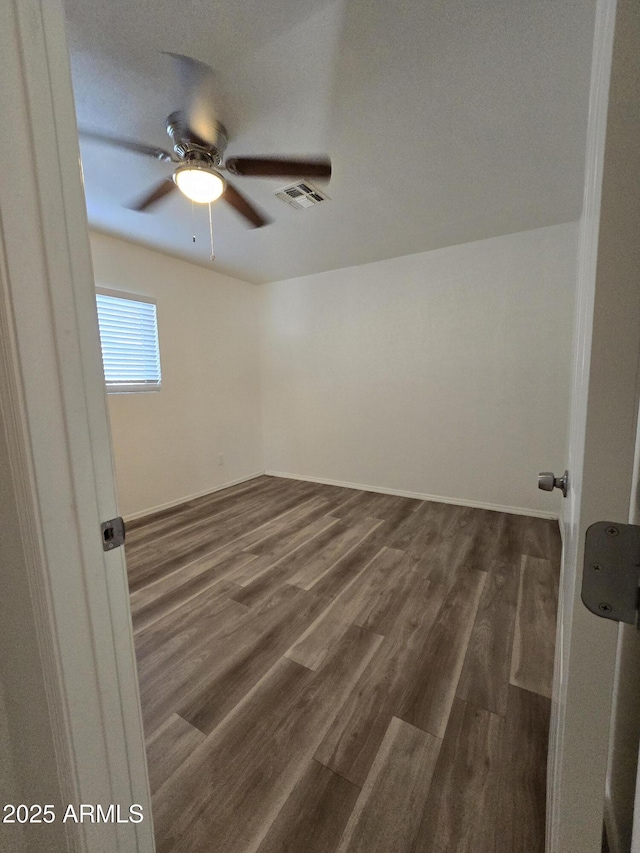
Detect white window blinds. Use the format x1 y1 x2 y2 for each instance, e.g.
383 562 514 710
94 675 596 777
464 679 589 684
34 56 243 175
95 291 161 393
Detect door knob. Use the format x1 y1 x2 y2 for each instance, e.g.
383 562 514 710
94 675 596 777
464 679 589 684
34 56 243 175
538 470 568 498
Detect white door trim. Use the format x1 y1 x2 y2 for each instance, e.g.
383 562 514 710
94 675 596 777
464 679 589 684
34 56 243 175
0 2 154 850
547 2 617 846
633 751 640 852
548 0 640 849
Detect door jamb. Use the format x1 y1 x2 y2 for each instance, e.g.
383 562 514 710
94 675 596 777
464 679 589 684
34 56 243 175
0 2 154 850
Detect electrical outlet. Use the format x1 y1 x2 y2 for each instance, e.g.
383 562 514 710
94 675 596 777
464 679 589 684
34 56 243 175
218 453 224 466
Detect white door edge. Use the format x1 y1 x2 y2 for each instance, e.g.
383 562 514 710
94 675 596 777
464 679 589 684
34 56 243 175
547 0 618 850
633 754 640 852
611 396 640 853
0 2 154 850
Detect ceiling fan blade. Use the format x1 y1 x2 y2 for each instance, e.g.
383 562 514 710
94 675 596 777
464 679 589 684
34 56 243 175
128 179 177 212
79 129 175 162
225 157 331 180
223 181 271 228
165 52 223 148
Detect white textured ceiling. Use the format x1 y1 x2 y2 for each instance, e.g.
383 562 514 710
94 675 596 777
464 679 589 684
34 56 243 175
64 0 596 284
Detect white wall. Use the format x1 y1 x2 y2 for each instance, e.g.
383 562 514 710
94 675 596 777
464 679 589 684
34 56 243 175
90 233 263 518
95 224 577 519
261 223 578 516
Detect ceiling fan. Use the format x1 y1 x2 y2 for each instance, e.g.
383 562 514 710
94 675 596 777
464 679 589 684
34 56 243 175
78 53 332 228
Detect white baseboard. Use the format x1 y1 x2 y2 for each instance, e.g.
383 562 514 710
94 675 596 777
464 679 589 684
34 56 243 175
264 471 559 520
125 469 560 523
123 471 265 522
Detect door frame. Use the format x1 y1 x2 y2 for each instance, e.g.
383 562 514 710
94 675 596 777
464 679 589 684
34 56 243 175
547 0 617 847
548 0 640 850
0 2 153 851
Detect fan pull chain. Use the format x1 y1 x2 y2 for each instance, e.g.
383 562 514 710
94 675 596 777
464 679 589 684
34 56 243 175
208 202 216 261
191 200 196 243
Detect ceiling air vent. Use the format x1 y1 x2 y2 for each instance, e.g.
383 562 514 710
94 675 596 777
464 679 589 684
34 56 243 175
275 181 329 210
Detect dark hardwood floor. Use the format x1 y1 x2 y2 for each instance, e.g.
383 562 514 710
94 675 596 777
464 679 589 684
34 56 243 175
125 475 560 853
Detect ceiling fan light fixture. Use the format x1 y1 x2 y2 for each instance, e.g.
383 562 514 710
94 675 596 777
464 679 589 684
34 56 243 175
174 163 225 204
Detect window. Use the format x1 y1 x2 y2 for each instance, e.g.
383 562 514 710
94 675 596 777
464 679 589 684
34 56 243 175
95 289 161 393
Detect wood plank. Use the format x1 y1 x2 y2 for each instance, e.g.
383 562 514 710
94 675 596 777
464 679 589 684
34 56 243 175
335 717 440 853
176 545 395 736
124 475 278 536
125 478 297 559
131 551 255 632
414 698 503 852
287 517 383 589
362 495 422 538
402 502 480 583
231 515 341 586
145 713 205 795
496 685 550 853
255 759 360 853
137 596 251 738
322 487 367 517
510 556 557 698
522 516 562 567
153 626 383 853
128 519 285 616
248 581 301 615
234 519 382 608
127 489 320 592
174 586 324 735
330 491 416 526
356 551 431 636
133 580 246 662
153 657 312 852
314 565 447 786
456 558 519 715
244 496 336 555
285 546 407 670
398 499 453 558
399 568 486 737
303 482 364 507
228 520 363 611
465 510 526 573
382 498 435 550
330 490 388 525
125 477 558 853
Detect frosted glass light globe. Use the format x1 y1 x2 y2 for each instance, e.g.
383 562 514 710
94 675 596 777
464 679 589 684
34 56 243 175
174 165 225 204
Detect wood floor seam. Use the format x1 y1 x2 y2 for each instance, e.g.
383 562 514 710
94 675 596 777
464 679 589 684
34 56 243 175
235 515 342 586
133 579 250 636
287 519 386 591
393 713 446 742
455 693 509 719
311 757 363 790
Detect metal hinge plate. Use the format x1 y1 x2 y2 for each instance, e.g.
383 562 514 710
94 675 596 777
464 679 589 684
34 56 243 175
100 516 125 551
582 521 640 626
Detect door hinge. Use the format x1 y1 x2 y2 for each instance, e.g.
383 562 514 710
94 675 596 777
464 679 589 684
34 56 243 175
100 516 125 551
582 521 640 627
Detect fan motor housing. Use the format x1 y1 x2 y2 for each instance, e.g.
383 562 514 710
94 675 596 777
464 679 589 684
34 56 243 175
166 111 228 166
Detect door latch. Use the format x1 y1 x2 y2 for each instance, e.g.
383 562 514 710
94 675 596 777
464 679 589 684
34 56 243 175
582 521 640 627
100 516 125 551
